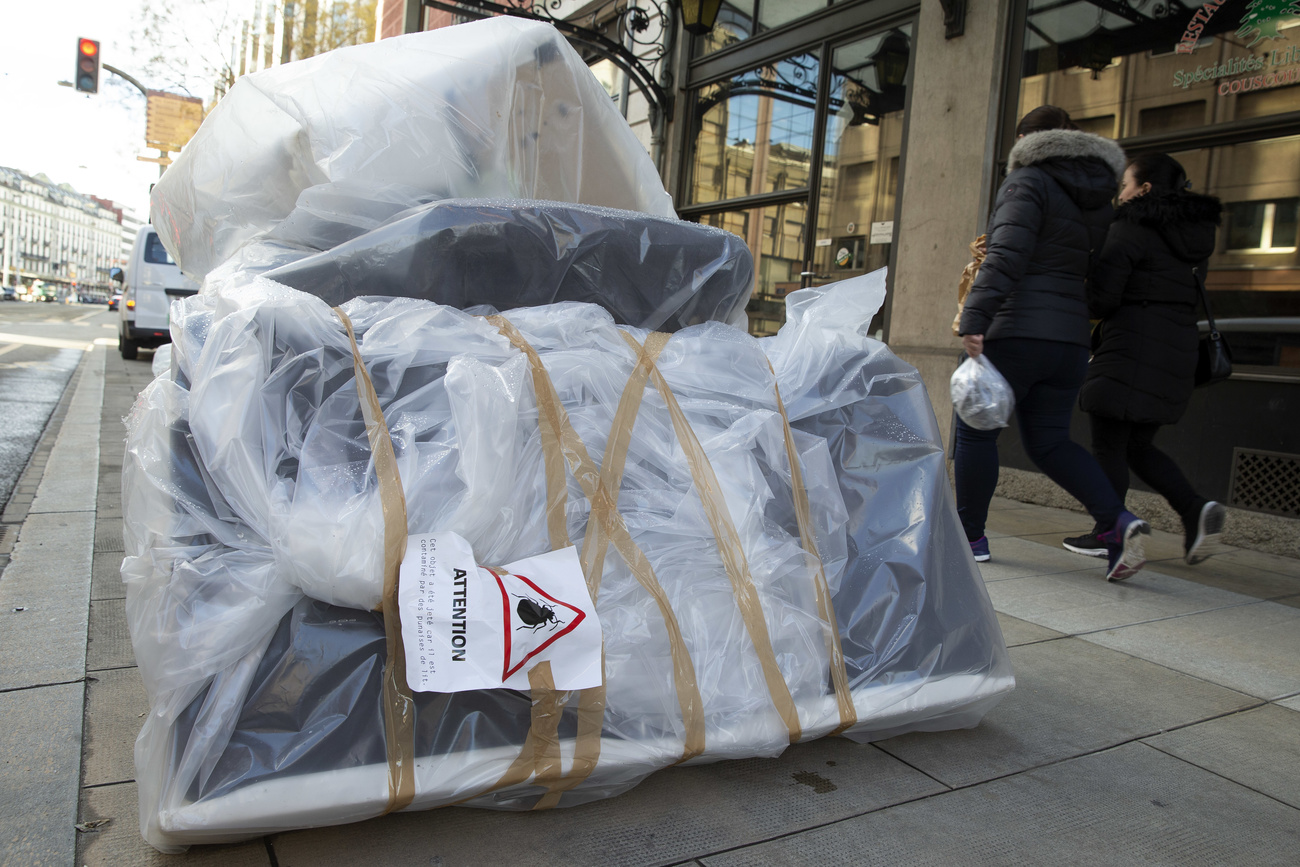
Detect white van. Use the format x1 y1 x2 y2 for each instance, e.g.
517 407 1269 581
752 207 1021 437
115 225 199 360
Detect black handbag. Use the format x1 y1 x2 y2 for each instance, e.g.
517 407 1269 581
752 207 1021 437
1192 267 1232 387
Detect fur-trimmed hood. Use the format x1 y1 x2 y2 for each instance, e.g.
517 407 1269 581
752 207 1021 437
1007 129 1127 211
1007 129 1127 177
1115 189 1222 263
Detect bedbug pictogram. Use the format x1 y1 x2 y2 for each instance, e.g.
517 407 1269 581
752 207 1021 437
513 593 564 633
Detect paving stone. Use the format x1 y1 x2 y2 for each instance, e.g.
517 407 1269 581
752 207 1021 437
270 737 945 867
1278 695 1300 712
83 666 147 787
1135 554 1300 603
0 683 84 867
874 638 1254 788
1082 600 1300 700
95 522 125 554
77 782 271 866
985 565 1255 635
0 510 95 690
87 598 136 671
1144 705 1300 809
976 535 1100 582
995 612 1063 647
700 743 1300 866
1204 547 1300 580
1274 594 1300 610
986 505 1090 538
91 550 127 601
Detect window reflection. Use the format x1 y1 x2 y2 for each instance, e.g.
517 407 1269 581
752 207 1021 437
700 202 809 336
1017 0 1300 366
813 28 909 320
687 53 821 205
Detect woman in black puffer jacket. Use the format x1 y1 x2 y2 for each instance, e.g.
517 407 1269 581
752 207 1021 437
956 105 1150 582
1063 154 1227 564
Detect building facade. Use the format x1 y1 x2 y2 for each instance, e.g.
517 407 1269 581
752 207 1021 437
0 167 126 296
382 0 1299 537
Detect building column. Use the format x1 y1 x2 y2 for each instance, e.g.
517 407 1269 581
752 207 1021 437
889 0 1013 449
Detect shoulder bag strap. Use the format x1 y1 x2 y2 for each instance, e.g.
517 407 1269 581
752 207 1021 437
1192 265 1219 335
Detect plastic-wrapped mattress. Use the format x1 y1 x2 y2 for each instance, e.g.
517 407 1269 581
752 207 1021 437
123 271 1013 850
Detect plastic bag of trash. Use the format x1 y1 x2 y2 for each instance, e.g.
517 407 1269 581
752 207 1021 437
122 270 1013 850
151 16 675 280
950 354 1014 430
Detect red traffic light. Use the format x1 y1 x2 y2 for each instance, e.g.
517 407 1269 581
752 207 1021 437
75 38 100 94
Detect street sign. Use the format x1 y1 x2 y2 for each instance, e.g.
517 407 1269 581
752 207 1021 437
145 91 204 152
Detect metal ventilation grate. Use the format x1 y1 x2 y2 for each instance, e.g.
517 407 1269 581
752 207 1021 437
1228 448 1300 518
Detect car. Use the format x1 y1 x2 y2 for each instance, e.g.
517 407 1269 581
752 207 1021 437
117 225 198 360
1 286 15 301
108 293 121 311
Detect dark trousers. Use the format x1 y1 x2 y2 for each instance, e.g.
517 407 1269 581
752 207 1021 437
954 338 1124 541
1088 415 1205 527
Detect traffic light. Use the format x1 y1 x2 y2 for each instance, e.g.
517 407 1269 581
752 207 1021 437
75 38 100 94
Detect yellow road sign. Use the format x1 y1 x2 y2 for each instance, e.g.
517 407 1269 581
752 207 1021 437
145 90 204 152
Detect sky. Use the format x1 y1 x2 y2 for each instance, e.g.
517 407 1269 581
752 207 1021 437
0 1 238 220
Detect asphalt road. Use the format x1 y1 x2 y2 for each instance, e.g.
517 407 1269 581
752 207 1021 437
0 301 125 513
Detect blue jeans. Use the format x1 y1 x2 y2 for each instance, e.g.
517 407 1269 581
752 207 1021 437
954 338 1123 541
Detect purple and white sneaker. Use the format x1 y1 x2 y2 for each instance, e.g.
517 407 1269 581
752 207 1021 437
1099 510 1150 582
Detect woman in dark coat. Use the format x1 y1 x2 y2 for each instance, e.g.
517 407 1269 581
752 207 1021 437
1062 154 1227 564
956 105 1151 582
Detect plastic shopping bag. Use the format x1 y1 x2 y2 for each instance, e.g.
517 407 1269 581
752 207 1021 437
950 354 1014 430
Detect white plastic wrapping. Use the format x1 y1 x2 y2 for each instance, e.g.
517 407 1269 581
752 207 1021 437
950 354 1014 430
151 17 675 279
126 16 1011 852
123 271 1013 850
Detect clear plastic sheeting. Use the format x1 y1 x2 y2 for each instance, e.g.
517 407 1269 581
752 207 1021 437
262 199 754 331
123 270 1013 851
151 16 676 279
950 354 1015 430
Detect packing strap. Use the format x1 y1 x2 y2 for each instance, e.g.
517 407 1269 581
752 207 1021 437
624 331 802 744
487 318 705 805
769 372 857 735
333 307 417 815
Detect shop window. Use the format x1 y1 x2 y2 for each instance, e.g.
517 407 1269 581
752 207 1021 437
1227 199 1300 253
694 1 836 57
1017 0 1300 138
1235 83 1300 120
686 52 820 206
1014 1 1300 371
1138 100 1207 135
1073 114 1115 136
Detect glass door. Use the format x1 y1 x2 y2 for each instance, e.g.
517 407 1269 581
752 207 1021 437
809 26 912 339
680 21 913 338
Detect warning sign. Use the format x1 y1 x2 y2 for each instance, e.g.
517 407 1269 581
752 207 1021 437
397 532 602 693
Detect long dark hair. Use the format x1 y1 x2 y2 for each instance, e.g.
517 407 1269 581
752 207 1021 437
1127 153 1190 194
1016 105 1078 137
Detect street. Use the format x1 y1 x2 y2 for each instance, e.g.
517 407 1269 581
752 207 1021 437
0 302 122 516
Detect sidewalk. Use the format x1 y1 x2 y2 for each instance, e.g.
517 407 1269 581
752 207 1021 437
2 347 1298 866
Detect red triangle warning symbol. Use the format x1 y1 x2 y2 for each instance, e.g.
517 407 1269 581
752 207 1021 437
485 568 587 681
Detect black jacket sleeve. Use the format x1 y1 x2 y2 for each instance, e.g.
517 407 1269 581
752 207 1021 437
958 170 1047 337
1088 222 1142 319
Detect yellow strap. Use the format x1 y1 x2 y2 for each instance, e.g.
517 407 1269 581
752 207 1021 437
534 332 672 808
333 307 417 814
769 373 857 735
625 331 802 744
489 318 705 770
